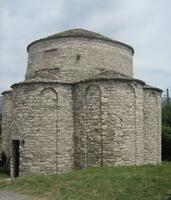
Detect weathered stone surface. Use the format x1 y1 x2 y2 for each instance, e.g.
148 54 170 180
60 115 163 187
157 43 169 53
26 29 133 81
1 29 162 176
143 88 161 164
1 91 13 158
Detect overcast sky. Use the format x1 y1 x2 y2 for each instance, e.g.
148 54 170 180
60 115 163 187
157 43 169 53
0 0 171 94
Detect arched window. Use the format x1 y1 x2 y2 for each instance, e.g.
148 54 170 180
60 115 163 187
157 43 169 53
39 88 58 172
85 85 102 167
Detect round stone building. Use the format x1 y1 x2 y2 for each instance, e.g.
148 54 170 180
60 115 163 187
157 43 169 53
1 29 162 177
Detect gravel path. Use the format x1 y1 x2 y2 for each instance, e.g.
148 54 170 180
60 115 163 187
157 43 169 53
0 191 34 200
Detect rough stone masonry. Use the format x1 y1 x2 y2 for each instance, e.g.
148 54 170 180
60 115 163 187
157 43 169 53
1 29 162 177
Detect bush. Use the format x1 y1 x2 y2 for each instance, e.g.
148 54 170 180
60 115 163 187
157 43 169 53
162 126 171 160
162 103 171 161
0 113 1 151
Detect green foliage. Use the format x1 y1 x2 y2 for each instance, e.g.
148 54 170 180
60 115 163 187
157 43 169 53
0 113 1 134
162 102 171 160
162 126 171 160
0 113 2 150
162 103 171 127
0 162 171 200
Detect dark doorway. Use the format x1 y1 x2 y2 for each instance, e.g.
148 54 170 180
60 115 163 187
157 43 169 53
12 140 20 177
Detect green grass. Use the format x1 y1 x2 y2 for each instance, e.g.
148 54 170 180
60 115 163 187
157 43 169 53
0 172 9 179
0 162 171 200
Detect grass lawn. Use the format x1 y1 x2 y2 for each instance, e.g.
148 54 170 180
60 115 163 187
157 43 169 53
0 162 171 200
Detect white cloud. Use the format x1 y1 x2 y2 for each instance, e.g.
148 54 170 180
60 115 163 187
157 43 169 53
0 0 171 93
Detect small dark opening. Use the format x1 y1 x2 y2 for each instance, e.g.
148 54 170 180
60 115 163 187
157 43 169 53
76 54 81 62
12 140 20 177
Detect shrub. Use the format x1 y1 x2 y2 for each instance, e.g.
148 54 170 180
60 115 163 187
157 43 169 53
162 126 171 160
162 103 171 160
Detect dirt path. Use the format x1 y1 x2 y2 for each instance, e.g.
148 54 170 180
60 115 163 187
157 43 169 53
0 191 45 200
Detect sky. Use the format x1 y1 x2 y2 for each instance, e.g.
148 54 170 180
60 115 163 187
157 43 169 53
0 0 171 94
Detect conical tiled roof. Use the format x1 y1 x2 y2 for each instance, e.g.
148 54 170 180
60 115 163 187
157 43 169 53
27 28 134 54
80 70 144 84
86 70 131 79
47 28 115 41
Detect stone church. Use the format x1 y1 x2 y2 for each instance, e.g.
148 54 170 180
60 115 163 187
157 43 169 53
1 29 162 177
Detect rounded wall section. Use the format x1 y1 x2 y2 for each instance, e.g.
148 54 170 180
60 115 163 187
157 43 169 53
143 88 162 164
26 37 133 81
11 82 74 175
73 79 144 168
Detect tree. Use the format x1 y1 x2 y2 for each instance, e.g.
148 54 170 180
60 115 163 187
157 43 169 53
0 113 1 151
0 113 1 134
162 102 171 160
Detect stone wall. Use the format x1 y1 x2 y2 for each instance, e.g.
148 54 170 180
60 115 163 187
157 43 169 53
11 82 74 175
85 85 102 167
1 80 162 175
26 38 133 81
73 79 145 169
143 88 161 164
1 29 162 176
1 91 13 158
